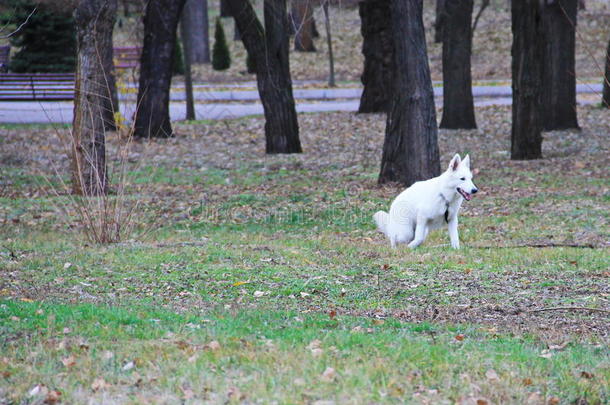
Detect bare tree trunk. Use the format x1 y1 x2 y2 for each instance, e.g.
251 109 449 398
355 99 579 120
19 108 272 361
134 0 186 138
322 2 335 87
292 0 316 52
434 0 445 43
181 0 210 64
511 0 544 160
440 0 476 129
228 0 302 154
358 0 393 113
541 0 578 130
71 0 117 196
379 0 440 186
101 34 118 131
603 36 610 108
220 0 231 17
180 19 195 120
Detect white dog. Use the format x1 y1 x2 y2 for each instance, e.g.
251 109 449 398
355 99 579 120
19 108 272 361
374 154 478 249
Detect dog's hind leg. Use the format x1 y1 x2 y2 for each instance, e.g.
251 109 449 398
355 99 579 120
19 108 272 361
407 217 427 249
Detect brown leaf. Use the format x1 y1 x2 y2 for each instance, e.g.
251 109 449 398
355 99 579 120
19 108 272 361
61 355 76 368
547 397 560 405
328 310 337 320
91 377 109 392
455 334 465 341
44 389 61 404
522 377 533 386
476 400 489 405
580 371 594 379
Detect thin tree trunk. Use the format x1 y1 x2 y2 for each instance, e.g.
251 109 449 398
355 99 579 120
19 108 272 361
182 0 210 64
101 36 118 131
440 0 476 129
434 0 445 43
541 0 579 130
71 0 117 196
379 0 440 186
358 0 393 113
220 0 231 17
322 2 335 87
292 0 316 52
603 36 610 107
180 20 195 120
134 0 186 138
511 0 544 160
228 0 302 154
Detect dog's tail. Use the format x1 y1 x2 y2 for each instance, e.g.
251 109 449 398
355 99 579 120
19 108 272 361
373 210 389 236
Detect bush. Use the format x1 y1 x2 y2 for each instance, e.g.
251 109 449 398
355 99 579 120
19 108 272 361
4 1 76 73
212 18 231 71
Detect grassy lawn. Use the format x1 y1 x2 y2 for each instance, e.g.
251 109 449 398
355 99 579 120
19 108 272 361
1 105 609 403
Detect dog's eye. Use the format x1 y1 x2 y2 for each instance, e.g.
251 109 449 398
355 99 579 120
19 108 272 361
460 177 465 181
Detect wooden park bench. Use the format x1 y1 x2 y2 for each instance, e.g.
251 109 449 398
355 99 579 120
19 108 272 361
0 73 75 101
0 46 10 73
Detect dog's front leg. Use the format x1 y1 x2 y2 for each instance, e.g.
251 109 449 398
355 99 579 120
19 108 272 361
407 217 427 249
448 216 460 249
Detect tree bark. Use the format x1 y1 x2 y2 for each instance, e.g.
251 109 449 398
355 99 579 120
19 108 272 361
378 0 440 186
134 0 186 138
322 1 335 87
181 0 210 64
440 0 476 129
434 0 445 43
603 36 610 108
511 0 544 160
71 0 117 196
228 0 302 154
180 19 195 120
541 0 578 130
358 0 393 113
99 33 118 132
220 0 231 17
292 0 316 52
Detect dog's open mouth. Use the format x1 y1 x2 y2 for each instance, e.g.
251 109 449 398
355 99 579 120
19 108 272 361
457 187 472 201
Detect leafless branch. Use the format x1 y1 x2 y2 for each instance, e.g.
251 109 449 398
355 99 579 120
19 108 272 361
0 7 37 39
471 0 489 33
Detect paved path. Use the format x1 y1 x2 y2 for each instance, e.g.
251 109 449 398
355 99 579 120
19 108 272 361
0 83 603 124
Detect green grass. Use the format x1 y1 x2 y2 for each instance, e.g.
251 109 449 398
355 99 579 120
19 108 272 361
1 300 608 403
1 107 609 402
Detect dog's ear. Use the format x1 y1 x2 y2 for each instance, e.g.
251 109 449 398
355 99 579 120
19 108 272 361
448 154 461 171
462 154 471 169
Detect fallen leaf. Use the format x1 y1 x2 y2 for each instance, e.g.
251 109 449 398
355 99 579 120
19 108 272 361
547 397 560 405
307 339 322 350
29 384 48 397
455 334 465 341
522 377 533 386
321 367 336 382
300 292 310 298
45 389 61 404
372 319 384 325
122 361 135 371
61 355 76 368
253 290 265 297
485 369 499 381
311 348 324 357
233 281 249 287
91 378 109 392
580 371 594 379
205 340 221 351
476 400 488 405
328 310 336 320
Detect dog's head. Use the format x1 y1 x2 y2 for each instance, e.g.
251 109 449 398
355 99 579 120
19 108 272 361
446 154 478 201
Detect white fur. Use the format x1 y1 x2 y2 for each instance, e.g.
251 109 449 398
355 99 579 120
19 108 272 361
374 154 478 249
